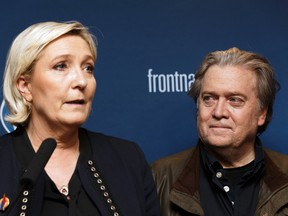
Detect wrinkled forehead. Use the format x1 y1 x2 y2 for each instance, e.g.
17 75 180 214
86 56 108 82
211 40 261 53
201 65 258 94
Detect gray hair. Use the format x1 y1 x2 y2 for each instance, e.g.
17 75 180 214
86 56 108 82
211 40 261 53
189 47 279 134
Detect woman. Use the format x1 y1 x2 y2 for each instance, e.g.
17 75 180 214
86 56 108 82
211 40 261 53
0 21 161 216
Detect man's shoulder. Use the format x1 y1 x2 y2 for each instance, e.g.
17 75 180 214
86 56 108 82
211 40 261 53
264 148 288 173
151 147 196 178
152 148 194 166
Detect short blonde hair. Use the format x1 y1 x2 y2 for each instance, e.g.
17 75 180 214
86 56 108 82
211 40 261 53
3 21 97 126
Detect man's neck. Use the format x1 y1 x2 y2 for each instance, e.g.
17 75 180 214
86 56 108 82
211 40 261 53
205 145 255 168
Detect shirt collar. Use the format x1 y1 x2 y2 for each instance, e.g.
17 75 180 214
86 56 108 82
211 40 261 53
200 137 265 177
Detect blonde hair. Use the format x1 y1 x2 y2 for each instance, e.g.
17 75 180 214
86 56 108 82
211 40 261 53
3 21 97 126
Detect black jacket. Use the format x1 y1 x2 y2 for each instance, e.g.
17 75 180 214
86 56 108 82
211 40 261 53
0 127 161 216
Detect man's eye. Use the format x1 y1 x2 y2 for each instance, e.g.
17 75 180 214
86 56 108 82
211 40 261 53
229 97 244 106
202 95 216 106
203 95 214 101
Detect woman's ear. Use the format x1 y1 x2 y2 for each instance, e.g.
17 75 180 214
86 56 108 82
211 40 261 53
16 75 32 102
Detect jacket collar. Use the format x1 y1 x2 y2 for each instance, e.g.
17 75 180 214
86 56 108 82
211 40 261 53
172 143 200 196
171 139 288 214
262 152 288 192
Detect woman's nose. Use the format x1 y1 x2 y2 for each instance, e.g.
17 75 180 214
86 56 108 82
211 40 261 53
71 68 88 89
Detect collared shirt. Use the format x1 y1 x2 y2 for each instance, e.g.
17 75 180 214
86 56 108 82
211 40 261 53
199 139 265 216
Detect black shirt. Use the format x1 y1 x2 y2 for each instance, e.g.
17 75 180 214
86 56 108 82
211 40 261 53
14 128 101 215
41 163 100 216
199 139 265 216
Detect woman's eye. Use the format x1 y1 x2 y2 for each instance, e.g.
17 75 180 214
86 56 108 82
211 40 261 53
84 64 95 73
53 62 67 71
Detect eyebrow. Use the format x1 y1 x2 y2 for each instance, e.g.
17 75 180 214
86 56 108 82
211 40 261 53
51 54 94 62
201 90 247 98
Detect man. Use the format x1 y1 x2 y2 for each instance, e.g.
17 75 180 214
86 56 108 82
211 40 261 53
151 47 288 216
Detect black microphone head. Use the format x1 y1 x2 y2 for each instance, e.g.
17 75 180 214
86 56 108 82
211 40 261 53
20 138 57 188
36 138 57 155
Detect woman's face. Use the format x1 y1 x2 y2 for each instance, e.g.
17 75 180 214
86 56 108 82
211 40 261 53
20 34 96 129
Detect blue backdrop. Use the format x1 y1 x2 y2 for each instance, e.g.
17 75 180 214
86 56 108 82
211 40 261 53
1 0 288 163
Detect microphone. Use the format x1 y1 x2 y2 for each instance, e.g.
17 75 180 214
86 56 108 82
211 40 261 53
5 138 57 215
20 138 57 188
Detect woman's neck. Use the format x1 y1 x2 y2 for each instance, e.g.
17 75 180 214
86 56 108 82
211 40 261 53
25 122 80 190
26 121 79 152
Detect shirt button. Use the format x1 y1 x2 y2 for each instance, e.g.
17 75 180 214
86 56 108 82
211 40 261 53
223 186 230 192
216 172 222 178
231 201 234 205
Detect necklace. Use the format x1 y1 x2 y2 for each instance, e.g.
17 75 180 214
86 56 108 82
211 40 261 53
59 185 69 196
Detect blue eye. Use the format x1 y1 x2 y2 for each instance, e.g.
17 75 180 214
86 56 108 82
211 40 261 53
54 62 67 71
84 64 95 73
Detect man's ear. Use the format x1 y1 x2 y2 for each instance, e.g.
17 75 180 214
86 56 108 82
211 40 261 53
16 75 32 102
258 107 268 126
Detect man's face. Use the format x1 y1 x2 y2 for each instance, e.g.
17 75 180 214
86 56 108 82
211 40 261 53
197 65 267 152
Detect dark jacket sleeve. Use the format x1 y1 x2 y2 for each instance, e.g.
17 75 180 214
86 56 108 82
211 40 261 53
85 130 162 216
0 134 22 215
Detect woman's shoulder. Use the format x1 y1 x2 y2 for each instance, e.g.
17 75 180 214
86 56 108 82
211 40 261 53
0 126 25 144
0 131 18 171
82 128 137 146
80 128 145 159
0 131 14 148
